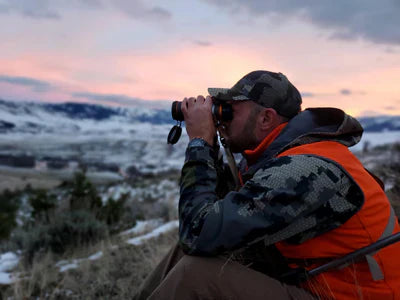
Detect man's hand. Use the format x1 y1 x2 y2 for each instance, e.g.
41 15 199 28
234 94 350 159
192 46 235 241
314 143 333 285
182 95 216 146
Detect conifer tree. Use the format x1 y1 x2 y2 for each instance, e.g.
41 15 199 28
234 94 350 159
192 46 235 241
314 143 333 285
0 189 20 240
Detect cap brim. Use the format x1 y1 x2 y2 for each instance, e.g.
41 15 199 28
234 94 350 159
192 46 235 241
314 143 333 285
208 88 230 98
208 87 250 101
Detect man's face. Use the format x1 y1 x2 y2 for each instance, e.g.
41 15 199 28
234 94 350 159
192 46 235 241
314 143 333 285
220 100 260 153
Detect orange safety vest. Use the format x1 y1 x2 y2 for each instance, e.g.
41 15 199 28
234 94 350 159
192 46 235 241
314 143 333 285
275 141 400 299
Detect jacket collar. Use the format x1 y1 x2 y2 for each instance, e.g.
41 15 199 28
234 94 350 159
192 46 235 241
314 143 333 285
239 107 363 179
242 122 288 166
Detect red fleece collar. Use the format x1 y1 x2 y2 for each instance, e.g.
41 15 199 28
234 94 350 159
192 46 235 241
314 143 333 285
243 122 288 166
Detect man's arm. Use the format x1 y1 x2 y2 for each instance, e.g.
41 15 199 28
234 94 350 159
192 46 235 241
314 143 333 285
179 145 364 255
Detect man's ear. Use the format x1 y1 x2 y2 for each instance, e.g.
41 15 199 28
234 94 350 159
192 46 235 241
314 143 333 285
258 108 279 131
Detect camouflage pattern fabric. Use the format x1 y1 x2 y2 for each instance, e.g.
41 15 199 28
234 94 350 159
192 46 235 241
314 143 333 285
179 148 363 255
178 108 365 256
208 70 302 118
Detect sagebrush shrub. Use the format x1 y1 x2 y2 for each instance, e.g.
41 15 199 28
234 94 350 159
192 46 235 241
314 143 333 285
5 172 136 261
14 210 107 262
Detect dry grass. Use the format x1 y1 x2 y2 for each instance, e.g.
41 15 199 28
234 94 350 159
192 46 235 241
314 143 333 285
0 172 61 193
2 229 177 299
0 167 122 193
0 168 180 299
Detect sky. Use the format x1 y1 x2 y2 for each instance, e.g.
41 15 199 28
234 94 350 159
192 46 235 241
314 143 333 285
0 0 399 116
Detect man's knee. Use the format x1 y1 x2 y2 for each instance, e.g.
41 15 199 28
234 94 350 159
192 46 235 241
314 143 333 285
147 255 222 300
150 254 315 300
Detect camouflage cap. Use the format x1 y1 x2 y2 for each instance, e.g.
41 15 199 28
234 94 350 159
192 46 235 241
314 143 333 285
208 70 302 118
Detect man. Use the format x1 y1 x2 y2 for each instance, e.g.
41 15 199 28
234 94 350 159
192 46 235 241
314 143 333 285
135 70 400 299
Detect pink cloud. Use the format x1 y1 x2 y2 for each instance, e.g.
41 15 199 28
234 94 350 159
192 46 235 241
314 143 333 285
0 30 399 116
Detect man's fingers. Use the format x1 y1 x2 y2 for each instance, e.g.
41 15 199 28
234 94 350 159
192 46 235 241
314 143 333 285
187 97 196 106
182 97 188 114
197 95 205 103
182 95 208 116
205 95 213 105
182 97 196 115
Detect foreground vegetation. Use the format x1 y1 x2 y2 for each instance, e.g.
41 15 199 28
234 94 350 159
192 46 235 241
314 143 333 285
0 170 179 298
4 229 177 299
1 143 399 299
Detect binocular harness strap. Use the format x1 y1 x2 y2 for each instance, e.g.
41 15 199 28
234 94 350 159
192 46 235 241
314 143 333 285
365 205 396 281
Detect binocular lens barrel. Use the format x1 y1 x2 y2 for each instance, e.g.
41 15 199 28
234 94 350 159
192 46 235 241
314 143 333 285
171 101 184 121
212 102 233 122
171 101 233 122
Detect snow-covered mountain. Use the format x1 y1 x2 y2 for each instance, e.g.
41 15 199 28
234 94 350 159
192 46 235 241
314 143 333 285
0 99 174 134
0 99 187 175
0 99 398 174
1 99 400 133
358 115 400 132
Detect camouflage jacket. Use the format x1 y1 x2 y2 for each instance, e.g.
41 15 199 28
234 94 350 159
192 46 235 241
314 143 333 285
179 108 365 260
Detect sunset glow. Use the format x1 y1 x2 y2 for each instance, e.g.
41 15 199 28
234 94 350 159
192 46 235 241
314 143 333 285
0 0 399 117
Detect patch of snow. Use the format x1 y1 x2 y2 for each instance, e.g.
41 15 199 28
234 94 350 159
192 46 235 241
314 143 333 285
126 220 178 246
101 183 134 204
0 252 19 272
59 263 79 273
55 260 69 267
88 251 103 261
0 272 15 284
351 130 400 152
53 220 178 274
56 258 83 273
120 219 163 236
385 180 395 191
125 179 179 204
0 252 19 284
56 251 103 273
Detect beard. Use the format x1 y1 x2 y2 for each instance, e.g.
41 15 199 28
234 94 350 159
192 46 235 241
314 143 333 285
226 115 259 153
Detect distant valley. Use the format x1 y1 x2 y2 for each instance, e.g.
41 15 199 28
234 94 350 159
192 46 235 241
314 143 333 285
0 99 187 181
0 99 398 179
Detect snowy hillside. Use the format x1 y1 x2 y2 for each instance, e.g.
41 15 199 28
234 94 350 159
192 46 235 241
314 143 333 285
0 99 398 175
358 115 400 132
351 130 400 152
0 99 187 175
1 99 400 134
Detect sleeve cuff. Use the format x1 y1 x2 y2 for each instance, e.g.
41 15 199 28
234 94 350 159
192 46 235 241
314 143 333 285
185 138 219 163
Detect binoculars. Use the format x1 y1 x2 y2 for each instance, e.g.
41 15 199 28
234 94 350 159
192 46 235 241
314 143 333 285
171 100 233 122
168 100 233 144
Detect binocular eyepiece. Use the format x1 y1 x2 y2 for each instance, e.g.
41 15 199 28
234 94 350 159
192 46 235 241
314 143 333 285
171 100 233 122
168 100 233 145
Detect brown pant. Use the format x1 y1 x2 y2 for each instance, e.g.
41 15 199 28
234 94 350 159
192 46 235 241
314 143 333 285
134 243 315 300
